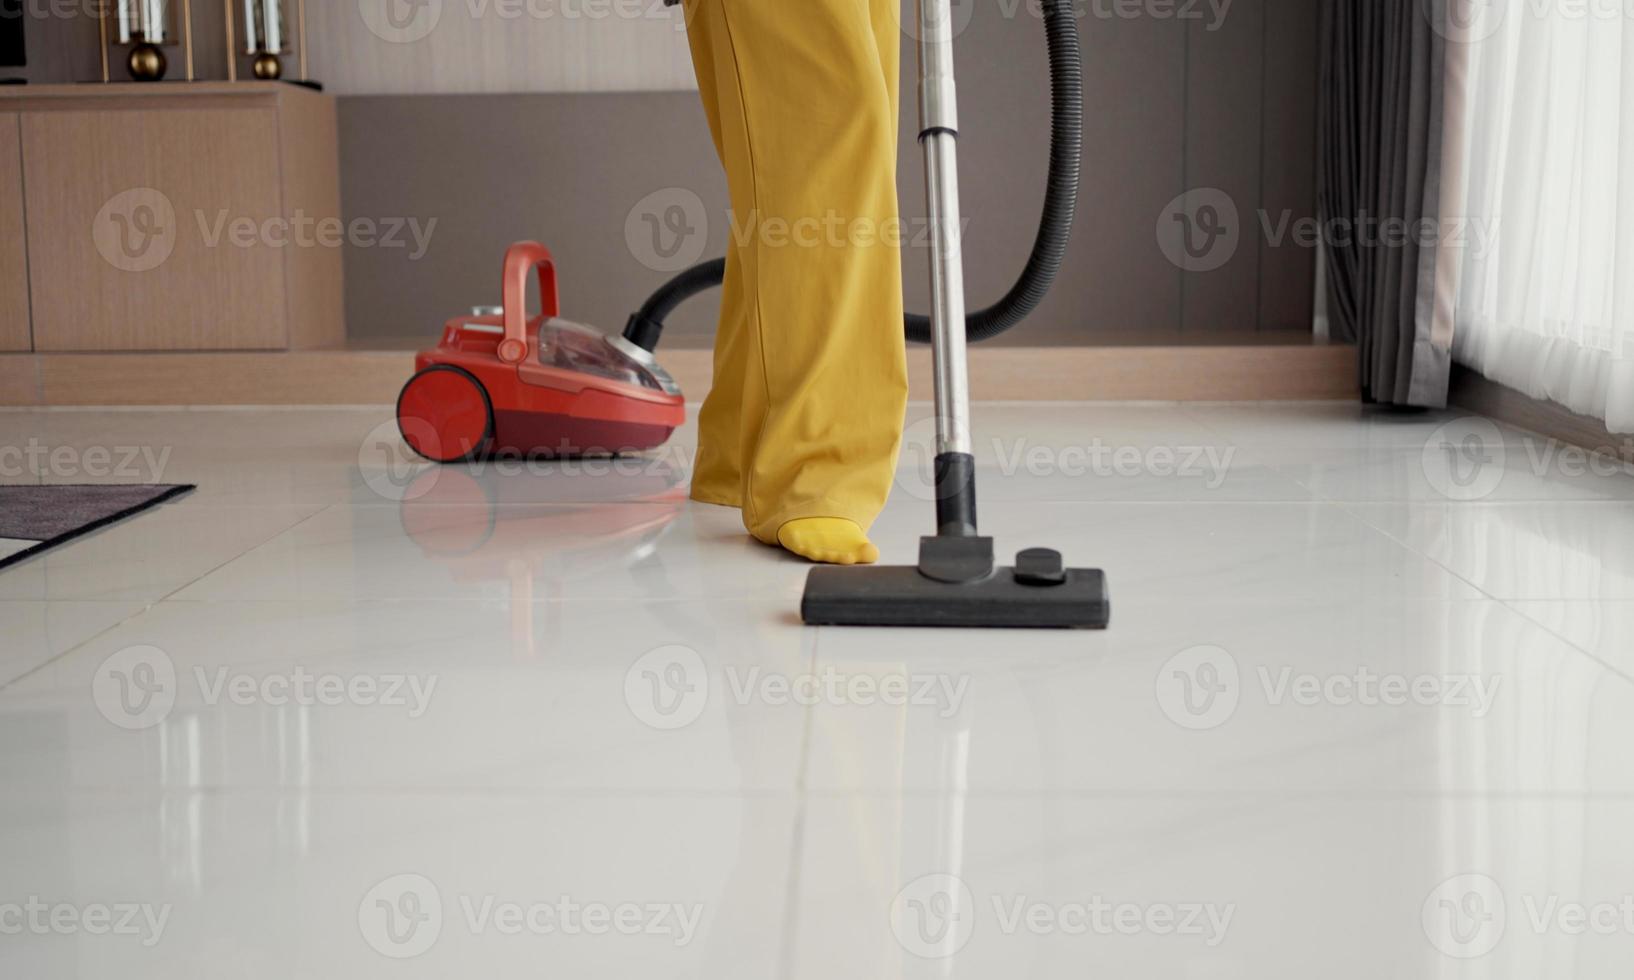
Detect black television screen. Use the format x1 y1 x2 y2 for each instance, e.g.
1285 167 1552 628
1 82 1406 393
1 0 24 69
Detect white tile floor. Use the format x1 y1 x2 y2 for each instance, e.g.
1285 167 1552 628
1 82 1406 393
2 401 1634 978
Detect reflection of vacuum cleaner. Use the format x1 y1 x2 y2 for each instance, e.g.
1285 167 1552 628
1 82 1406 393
400 466 688 657
397 0 1107 629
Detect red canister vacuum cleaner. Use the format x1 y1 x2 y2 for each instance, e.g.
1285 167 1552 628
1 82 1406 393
396 0 1108 629
397 241 685 462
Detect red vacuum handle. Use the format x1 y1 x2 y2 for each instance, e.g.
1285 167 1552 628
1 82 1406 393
499 241 560 365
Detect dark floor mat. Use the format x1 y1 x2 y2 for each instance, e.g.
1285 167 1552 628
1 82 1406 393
0 484 196 571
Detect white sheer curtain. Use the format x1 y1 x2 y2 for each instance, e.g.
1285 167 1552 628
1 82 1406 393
1441 3 1634 432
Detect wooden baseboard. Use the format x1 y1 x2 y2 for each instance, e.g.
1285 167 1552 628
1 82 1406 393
0 344 1358 407
1449 365 1633 465
0 353 40 404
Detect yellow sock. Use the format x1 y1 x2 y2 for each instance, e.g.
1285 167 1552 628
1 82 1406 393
776 518 880 565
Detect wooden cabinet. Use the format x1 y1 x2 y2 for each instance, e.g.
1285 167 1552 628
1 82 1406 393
0 114 28 353
0 83 343 352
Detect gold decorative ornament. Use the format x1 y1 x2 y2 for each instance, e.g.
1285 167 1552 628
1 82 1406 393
252 50 282 79
227 0 309 85
126 38 167 81
101 0 195 82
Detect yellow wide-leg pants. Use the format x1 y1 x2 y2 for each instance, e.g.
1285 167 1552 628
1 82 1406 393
683 0 910 545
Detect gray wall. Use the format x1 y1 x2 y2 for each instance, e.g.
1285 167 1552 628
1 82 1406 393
341 0 1320 348
6 0 1320 347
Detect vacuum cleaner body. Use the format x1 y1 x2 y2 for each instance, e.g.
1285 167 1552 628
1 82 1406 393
398 242 684 463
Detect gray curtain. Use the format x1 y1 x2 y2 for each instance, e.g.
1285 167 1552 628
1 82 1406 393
1318 0 1453 408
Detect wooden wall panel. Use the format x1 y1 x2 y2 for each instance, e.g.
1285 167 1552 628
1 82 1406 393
306 0 696 95
1181 0 1266 335
21 108 287 351
1047 13 1188 341
279 92 346 349
1259 0 1321 333
0 113 30 352
0 354 38 404
1 344 1357 406
897 4 1192 344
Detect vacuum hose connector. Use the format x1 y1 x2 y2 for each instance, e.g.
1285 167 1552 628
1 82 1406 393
623 257 726 352
622 0 1082 351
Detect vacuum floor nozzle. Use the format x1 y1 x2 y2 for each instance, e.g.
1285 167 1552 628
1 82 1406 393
802 538 1110 630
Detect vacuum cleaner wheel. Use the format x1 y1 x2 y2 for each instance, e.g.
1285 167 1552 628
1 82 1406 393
397 365 495 464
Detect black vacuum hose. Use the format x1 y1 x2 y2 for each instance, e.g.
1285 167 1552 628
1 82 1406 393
623 257 727 353
623 0 1082 352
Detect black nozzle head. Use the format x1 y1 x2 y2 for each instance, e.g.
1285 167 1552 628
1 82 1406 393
801 560 1110 630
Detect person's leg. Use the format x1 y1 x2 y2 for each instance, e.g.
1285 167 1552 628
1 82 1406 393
682 1 751 509
868 0 902 136
765 0 909 564
684 0 909 563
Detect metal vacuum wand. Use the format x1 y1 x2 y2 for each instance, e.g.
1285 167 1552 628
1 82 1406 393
918 0 981 539
919 0 972 462
798 0 1111 629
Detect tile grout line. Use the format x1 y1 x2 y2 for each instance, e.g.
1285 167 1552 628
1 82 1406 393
13 784 1634 802
773 625 822 980
1330 498 1634 685
1331 498 1502 603
14 113 37 359
1502 601 1634 690
0 503 337 694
